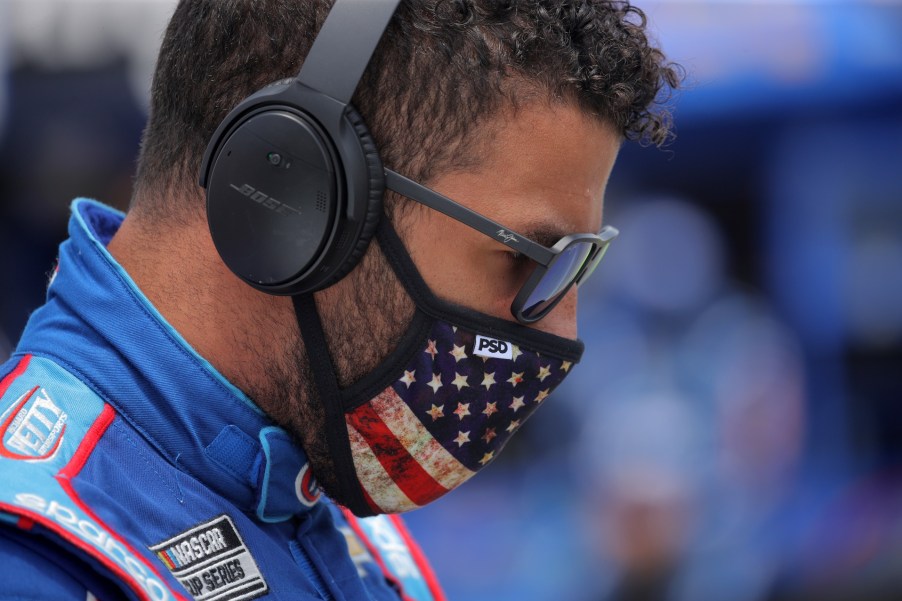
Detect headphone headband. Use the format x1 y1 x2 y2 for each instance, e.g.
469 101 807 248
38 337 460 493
298 0 402 104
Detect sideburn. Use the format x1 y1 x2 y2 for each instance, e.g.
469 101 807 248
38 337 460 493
253 236 415 505
316 236 416 389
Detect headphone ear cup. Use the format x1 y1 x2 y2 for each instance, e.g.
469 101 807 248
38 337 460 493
204 101 342 293
202 79 386 295
315 105 385 287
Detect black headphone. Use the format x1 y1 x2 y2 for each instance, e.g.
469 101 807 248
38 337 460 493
199 0 401 295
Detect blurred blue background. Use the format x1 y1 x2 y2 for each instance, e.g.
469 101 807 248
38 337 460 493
1 2 900 600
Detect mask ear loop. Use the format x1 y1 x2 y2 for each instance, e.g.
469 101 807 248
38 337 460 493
376 218 586 362
292 293 376 516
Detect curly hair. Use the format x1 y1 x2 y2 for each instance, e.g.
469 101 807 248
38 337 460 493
133 0 680 219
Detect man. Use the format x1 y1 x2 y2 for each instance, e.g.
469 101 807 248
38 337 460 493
0 1 678 599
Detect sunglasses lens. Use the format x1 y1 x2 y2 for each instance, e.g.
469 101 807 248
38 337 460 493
575 241 610 285
521 241 595 320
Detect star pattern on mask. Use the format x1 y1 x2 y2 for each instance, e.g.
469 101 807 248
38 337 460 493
453 402 471 420
427 373 443 393
399 370 416 388
537 365 552 382
384 320 573 474
451 372 470 390
507 371 524 386
481 371 496 389
449 344 468 362
510 396 525 412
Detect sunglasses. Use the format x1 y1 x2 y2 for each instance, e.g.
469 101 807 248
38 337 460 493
384 169 619 324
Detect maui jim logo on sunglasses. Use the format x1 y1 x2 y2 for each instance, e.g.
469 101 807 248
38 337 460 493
495 229 519 244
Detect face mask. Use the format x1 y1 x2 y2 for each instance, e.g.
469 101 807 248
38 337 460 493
293 219 584 516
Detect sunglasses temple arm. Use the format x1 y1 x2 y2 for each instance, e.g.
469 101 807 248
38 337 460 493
384 169 554 264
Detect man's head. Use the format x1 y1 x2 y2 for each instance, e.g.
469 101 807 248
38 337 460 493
116 0 679 512
132 0 677 222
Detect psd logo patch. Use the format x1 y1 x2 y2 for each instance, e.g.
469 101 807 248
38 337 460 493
473 335 513 360
1 386 67 460
150 515 268 601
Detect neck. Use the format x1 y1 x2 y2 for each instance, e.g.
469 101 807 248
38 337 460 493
106 209 295 401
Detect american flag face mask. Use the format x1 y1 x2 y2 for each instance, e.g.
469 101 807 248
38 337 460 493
344 319 577 514
294 220 584 516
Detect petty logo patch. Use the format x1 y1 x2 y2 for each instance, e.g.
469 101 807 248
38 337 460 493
150 515 268 601
0 386 68 460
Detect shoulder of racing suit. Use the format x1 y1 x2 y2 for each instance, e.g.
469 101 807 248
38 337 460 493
0 352 445 601
0 352 187 600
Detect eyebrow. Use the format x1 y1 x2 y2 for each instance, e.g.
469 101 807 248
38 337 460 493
516 224 578 249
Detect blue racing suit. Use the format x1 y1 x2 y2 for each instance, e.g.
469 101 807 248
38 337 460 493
0 199 445 601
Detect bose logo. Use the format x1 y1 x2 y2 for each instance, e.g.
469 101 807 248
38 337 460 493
229 183 301 217
473 335 513 360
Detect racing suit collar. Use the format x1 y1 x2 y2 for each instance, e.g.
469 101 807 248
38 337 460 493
15 199 317 522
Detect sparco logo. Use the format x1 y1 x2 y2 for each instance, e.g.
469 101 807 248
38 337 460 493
229 183 300 217
13 493 170 601
473 335 513 360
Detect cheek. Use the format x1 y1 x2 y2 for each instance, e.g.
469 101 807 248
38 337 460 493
405 217 515 320
529 287 578 340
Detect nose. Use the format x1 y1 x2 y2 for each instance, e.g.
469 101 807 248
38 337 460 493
529 287 579 339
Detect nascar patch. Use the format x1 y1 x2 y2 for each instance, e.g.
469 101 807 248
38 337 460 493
150 515 268 601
